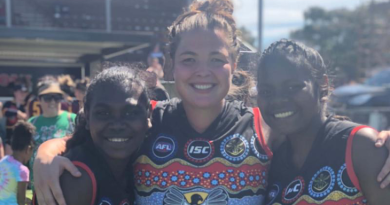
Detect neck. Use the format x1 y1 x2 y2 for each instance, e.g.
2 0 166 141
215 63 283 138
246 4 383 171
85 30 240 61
287 114 326 170
183 100 225 133
43 109 62 118
11 152 26 164
104 155 131 184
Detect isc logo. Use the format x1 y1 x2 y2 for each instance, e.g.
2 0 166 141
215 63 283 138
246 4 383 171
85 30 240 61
189 146 209 154
185 139 214 163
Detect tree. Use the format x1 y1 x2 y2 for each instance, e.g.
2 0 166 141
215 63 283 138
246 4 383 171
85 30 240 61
238 26 256 47
290 2 390 82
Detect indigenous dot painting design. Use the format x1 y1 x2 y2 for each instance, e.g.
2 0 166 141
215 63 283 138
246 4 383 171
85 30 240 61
220 134 249 162
250 135 268 161
337 163 358 193
308 166 336 198
282 176 305 204
134 156 268 194
184 138 215 163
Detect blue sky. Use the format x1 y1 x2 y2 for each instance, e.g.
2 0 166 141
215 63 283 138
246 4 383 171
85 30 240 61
233 0 372 50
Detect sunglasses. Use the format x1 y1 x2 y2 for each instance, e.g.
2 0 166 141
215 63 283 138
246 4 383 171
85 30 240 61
40 94 63 103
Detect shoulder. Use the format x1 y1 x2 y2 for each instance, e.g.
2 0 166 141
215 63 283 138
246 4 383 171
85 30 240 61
27 116 38 123
60 161 96 205
17 165 30 182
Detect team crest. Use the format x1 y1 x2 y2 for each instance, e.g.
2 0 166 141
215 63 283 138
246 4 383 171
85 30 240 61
163 187 228 205
98 197 112 205
120 199 130 205
151 134 177 161
266 183 280 205
282 176 305 204
250 135 268 161
220 134 249 162
184 138 214 163
337 163 358 193
309 166 335 198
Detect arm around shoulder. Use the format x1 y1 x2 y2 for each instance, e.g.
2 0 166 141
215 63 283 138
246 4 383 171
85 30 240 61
352 128 390 204
60 163 95 205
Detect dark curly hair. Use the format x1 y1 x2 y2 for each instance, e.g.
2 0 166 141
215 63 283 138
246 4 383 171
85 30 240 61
11 121 35 151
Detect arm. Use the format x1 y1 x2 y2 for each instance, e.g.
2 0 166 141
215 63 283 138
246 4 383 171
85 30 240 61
17 110 27 120
17 182 28 205
0 138 4 159
352 128 390 204
60 166 94 205
373 130 390 187
34 137 81 205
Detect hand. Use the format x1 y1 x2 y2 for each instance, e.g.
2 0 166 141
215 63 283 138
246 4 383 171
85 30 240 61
375 130 390 188
34 155 81 205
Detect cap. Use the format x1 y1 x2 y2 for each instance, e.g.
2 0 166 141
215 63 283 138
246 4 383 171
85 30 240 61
38 83 64 96
13 84 28 92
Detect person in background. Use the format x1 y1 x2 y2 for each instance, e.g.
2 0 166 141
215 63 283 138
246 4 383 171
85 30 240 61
0 121 35 205
2 83 29 155
74 77 90 109
143 70 170 101
26 76 58 118
28 79 76 191
147 57 164 80
226 70 255 107
58 75 79 114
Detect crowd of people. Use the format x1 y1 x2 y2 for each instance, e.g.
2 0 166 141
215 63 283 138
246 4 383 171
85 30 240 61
1 0 390 205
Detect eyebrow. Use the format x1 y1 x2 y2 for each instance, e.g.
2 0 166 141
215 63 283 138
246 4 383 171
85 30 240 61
210 51 226 56
179 51 197 56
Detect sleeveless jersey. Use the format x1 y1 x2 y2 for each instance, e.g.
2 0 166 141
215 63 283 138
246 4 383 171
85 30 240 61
265 118 370 205
133 99 273 205
64 140 133 205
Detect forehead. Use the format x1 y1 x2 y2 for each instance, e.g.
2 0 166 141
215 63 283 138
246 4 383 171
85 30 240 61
90 82 143 106
176 29 229 54
259 61 311 84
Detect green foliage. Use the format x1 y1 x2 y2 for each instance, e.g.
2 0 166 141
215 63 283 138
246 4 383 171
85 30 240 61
238 26 256 47
291 2 390 82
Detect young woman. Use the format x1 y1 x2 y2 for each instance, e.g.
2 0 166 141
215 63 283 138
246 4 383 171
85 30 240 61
32 1 390 205
0 121 34 205
257 39 390 204
53 66 150 205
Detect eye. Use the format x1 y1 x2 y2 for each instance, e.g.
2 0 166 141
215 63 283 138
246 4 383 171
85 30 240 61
181 58 196 65
123 107 144 118
210 58 226 66
94 110 110 118
287 84 305 92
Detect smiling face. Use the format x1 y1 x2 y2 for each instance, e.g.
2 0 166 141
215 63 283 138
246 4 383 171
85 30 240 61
257 61 322 135
173 29 235 109
85 82 150 160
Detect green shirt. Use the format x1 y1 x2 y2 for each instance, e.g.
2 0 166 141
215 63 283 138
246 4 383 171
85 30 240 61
28 111 76 190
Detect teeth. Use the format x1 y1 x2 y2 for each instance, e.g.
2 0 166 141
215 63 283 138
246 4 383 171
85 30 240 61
107 138 129 142
274 111 294 118
194 84 213 90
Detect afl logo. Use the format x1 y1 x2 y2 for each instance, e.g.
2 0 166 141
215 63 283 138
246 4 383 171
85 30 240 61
282 177 305 204
184 138 214 163
151 134 177 161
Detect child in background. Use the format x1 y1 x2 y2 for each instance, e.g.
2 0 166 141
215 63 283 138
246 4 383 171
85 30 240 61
0 121 35 205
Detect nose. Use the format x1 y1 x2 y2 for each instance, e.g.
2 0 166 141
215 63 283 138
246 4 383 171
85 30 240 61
195 62 211 77
270 91 289 106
